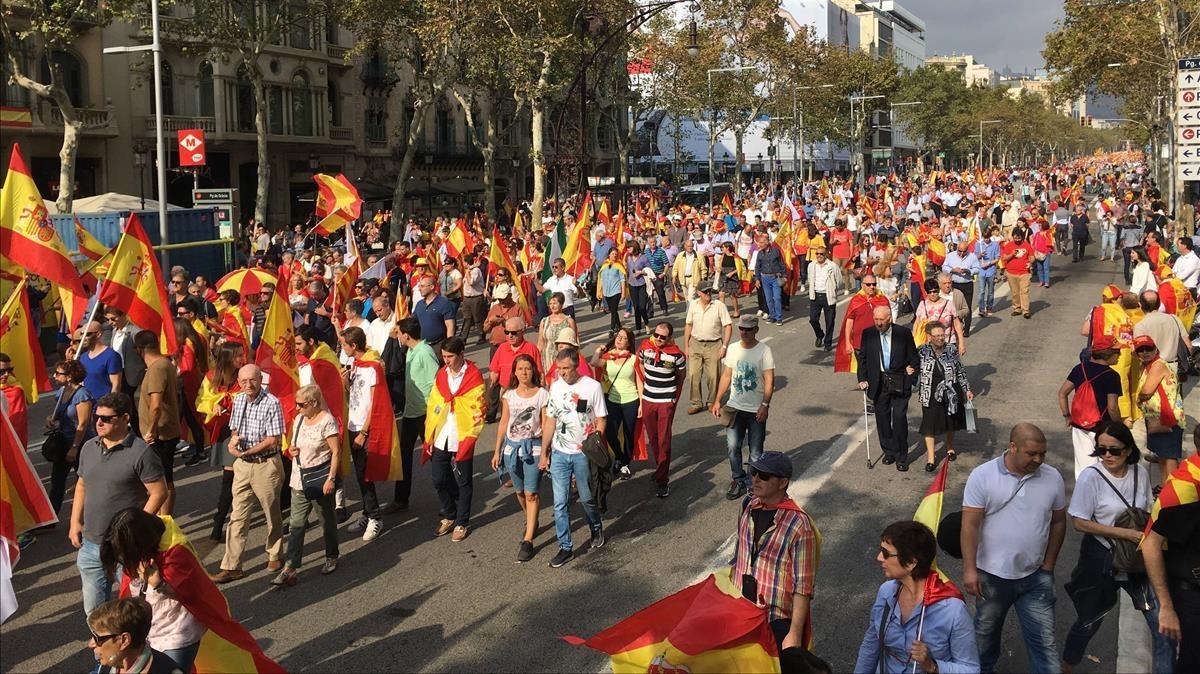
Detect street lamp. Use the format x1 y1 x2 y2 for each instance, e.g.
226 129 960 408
308 152 320 173
424 154 434 221
512 156 521 201
979 119 1001 168
132 139 149 210
707 65 757 210
849 94 885 189
103 0 169 269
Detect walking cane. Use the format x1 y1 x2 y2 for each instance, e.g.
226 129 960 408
863 391 879 470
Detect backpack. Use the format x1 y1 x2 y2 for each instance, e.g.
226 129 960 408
1069 361 1103 431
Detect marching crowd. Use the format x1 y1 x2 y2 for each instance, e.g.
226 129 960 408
2 154 1198 674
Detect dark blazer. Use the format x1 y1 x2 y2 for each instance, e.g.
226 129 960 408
857 324 919 400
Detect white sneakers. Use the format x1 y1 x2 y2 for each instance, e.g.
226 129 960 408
362 518 383 542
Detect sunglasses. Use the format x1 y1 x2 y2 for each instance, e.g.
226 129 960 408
504 330 521 336
653 333 670 340
295 400 315 409
863 282 877 287
0 367 12 375
738 326 756 332
750 468 780 480
94 413 122 424
1135 346 1156 354
1094 444 1127 457
90 630 119 645
878 546 900 560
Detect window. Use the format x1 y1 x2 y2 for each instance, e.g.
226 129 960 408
436 100 453 148
291 71 312 135
152 61 175 116
236 64 255 132
289 2 312 50
365 95 387 143
40 50 84 107
268 85 284 134
324 17 337 46
327 77 341 127
197 62 215 117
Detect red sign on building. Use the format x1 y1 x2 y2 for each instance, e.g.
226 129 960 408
178 129 207 166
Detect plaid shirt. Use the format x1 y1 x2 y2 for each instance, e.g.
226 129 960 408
229 390 284 448
732 497 820 622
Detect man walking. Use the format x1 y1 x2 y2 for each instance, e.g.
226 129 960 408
339 327 387 542
213 365 286 583
459 253 487 344
645 240 671 316
424 337 486 542
857 306 919 471
731 451 819 650
542 348 607 567
390 317 440 512
755 233 787 325
961 423 1067 674
712 315 775 500
807 248 841 350
413 277 456 349
637 322 687 498
103 307 145 428
1001 230 1035 319
487 317 541 422
70 392 167 614
1069 202 1090 262
671 238 708 304
133 330 181 515
943 239 981 335
683 286 732 415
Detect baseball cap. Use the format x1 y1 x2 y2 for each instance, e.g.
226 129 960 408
737 314 759 330
1132 335 1157 351
748 451 793 479
1101 284 1122 301
1090 334 1116 351
697 284 714 295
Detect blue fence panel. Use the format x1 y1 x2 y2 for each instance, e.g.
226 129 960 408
52 207 228 281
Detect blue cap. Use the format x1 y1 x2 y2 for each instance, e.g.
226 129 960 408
748 451 793 479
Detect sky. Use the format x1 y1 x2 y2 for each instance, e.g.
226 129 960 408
900 0 1065 75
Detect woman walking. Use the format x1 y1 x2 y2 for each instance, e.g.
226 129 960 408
1061 421 1174 673
1031 223 1054 288
274 384 341 585
597 248 627 336
489 354 549 563
172 317 208 467
714 241 747 318
1134 335 1185 487
196 342 245 541
592 328 641 479
1128 248 1156 296
916 322 972 471
913 278 966 354
536 292 579 379
44 359 92 517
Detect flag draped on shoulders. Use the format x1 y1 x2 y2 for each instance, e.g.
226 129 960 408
833 290 890 373
422 361 486 464
118 517 285 673
1143 454 1200 538
0 279 49 403
563 570 780 674
354 351 402 482
1 403 57 622
99 213 177 354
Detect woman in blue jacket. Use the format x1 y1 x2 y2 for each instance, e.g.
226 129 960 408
854 521 979 673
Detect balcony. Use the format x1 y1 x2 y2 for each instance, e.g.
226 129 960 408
139 115 217 134
326 44 350 63
330 126 354 142
24 102 119 137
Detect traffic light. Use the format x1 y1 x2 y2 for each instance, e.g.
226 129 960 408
1079 115 1086 126
1087 116 1094 127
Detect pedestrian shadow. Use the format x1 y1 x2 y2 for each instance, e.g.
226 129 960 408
963 363 997 398
1028 299 1050 316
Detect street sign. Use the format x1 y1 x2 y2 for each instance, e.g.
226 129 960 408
1177 126 1200 145
1180 109 1200 125
193 188 235 204
1180 57 1200 70
177 129 206 167
1177 163 1200 180
1182 89 1200 108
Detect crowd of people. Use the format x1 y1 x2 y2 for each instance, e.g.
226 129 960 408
2 154 1198 673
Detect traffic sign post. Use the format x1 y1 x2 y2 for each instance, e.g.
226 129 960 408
1178 57 1200 183
193 188 238 240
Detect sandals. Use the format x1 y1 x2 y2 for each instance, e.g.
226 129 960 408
947 450 957 462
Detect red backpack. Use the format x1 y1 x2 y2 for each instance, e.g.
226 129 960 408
1069 361 1103 430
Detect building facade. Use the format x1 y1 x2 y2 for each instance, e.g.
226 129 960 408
925 53 998 88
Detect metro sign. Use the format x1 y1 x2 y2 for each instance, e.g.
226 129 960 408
178 129 206 167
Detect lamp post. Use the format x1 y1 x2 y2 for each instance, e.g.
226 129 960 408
707 65 757 210
424 154 433 221
308 152 320 174
849 94 885 189
979 119 1001 168
132 140 148 210
103 0 169 268
512 157 521 201
887 101 922 173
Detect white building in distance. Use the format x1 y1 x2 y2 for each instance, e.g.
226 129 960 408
926 53 999 88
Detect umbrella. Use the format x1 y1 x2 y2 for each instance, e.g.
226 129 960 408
216 268 278 297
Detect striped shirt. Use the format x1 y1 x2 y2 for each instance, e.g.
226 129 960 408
229 390 285 447
646 248 669 275
637 344 685 403
732 497 820 622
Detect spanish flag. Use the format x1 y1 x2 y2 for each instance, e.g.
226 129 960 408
1143 454 1200 538
118 517 284 673
444 217 476 261
299 343 350 477
0 144 88 330
1090 301 1139 418
355 351 403 482
908 253 928 300
312 173 362 236
195 376 237 446
833 290 890 373
99 213 177 354
486 225 532 322
254 283 299 439
422 361 485 464
597 196 612 227
563 193 594 277
925 237 947 267
1 404 57 623
0 279 49 403
563 570 780 673
1158 273 1197 332
75 219 112 292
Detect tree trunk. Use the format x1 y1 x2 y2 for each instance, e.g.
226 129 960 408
252 73 270 226
55 104 81 214
389 99 433 241
529 54 552 229
734 130 745 199
481 144 496 219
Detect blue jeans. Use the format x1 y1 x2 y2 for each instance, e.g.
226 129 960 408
727 410 766 487
977 275 996 312
975 569 1060 674
1034 256 1051 285
549 450 600 551
161 642 200 674
77 539 114 617
1099 230 1117 258
760 274 783 321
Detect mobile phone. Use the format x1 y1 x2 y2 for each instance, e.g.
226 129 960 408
575 399 589 414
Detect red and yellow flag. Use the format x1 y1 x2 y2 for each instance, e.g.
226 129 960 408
925 237 947 267
487 225 532 322
119 517 285 673
564 570 780 673
1143 454 1200 537
75 219 112 293
355 352 402 482
597 196 612 227
421 361 485 464
444 217 476 261
833 291 890 373
563 193 594 278
0 279 49 403
99 214 177 354
254 284 299 440
721 192 736 216
1 402 57 558
0 144 88 329
300 343 350 477
313 173 362 236
908 254 928 300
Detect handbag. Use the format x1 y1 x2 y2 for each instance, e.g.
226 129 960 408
1088 466 1150 574
878 350 907 396
580 431 612 470
40 386 74 464
291 418 332 500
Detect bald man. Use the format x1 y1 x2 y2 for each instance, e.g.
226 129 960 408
487 316 541 422
212 363 286 583
961 423 1066 673
856 305 919 471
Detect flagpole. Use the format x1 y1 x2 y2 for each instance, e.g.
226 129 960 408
911 602 927 674
73 226 130 361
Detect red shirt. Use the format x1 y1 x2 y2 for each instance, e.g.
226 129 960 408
488 340 541 389
1002 241 1034 276
829 229 853 259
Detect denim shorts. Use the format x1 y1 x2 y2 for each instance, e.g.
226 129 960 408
504 445 542 494
1146 426 1183 460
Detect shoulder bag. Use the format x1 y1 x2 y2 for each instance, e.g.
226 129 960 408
292 417 333 501
40 387 74 464
1088 466 1149 574
937 467 1031 559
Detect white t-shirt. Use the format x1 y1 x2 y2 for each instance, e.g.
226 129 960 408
723 341 775 413
347 364 377 432
433 363 468 453
963 456 1067 579
502 387 549 455
543 273 579 308
1068 464 1152 549
546 376 607 454
366 315 396 355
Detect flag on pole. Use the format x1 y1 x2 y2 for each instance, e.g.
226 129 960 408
312 173 362 236
331 228 363 328
254 283 299 439
75 219 112 292
487 226 532 322
98 214 178 354
1 403 57 623
0 279 49 403
539 218 569 291
563 193 594 277
444 217 476 261
564 570 780 673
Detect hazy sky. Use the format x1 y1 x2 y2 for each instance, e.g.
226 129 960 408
901 0 1065 75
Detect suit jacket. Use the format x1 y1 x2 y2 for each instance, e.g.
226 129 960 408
857 324 919 400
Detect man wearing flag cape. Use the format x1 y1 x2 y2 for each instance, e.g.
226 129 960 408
834 273 890 373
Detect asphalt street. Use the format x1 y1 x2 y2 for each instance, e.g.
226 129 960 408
2 254 1194 673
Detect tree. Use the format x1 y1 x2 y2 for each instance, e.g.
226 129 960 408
1 0 139 212
893 66 975 170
